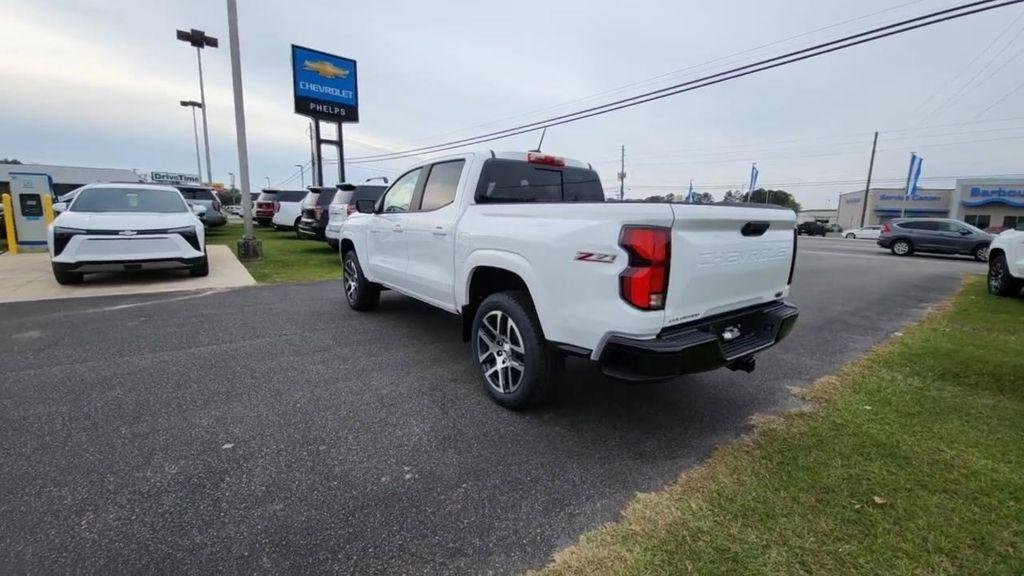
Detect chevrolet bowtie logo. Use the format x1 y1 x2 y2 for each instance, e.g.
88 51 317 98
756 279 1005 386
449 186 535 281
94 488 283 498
119 230 138 236
303 60 349 79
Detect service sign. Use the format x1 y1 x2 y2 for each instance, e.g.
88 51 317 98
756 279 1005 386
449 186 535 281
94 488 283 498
292 45 358 122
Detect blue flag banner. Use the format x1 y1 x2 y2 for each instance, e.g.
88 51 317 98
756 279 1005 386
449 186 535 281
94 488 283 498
686 180 695 203
908 154 923 199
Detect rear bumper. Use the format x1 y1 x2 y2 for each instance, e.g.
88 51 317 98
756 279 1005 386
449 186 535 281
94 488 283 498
297 218 326 239
598 301 799 382
876 237 893 248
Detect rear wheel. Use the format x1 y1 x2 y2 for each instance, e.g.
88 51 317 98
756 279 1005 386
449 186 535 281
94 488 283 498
343 250 380 310
988 254 1021 296
471 291 551 410
891 239 913 256
845 233 856 239
973 244 990 262
53 268 83 285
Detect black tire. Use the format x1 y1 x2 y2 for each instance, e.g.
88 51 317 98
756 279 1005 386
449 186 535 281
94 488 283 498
342 250 380 311
53 269 83 285
189 256 209 277
988 253 1021 297
470 291 552 410
328 239 339 250
973 244 990 262
845 233 856 239
891 239 913 257
295 218 302 239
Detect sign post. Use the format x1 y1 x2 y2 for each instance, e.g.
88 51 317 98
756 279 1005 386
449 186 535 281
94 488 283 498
291 45 358 187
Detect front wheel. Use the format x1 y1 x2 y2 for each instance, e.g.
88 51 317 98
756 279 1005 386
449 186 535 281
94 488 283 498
342 250 380 311
471 291 551 410
189 256 209 277
891 239 913 256
988 254 1021 296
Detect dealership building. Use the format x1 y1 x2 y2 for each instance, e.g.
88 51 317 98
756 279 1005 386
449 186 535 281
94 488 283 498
1 163 140 198
836 178 1024 231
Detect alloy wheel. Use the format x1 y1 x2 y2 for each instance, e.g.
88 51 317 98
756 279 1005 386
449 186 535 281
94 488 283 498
477 310 526 394
989 260 1005 292
343 257 358 303
894 241 910 255
976 246 989 262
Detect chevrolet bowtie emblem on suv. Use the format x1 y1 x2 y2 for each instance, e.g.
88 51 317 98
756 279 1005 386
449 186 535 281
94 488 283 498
119 230 138 236
303 60 349 79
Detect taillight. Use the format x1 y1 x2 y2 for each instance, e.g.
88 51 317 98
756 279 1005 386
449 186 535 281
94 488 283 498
881 223 891 234
619 226 671 310
788 228 797 285
346 204 356 217
527 152 565 166
314 206 324 220
274 201 280 213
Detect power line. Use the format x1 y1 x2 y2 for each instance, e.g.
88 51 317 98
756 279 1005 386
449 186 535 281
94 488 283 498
375 0 934 149
974 76 1024 116
349 0 1023 163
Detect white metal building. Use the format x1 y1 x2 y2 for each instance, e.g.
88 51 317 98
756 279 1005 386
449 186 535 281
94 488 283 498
0 163 140 198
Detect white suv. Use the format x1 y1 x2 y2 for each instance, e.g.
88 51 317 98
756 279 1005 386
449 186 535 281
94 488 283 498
48 183 208 285
988 224 1024 296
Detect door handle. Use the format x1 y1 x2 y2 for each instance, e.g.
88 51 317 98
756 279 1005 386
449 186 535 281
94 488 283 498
393 226 404 234
432 226 447 237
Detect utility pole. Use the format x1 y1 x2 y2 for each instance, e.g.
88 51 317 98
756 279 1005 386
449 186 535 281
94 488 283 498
176 29 218 184
618 145 625 201
295 164 305 188
225 0 261 259
860 131 878 228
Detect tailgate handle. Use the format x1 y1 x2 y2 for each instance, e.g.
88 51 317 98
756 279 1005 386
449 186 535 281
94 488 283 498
741 221 770 237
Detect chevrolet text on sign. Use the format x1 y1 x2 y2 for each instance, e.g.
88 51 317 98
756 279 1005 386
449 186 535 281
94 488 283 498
291 45 359 122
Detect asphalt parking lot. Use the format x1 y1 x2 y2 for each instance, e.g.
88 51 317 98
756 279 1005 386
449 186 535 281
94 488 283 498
0 237 984 574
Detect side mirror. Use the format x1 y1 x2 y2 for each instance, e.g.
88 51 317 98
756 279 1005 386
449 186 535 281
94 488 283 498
52 202 68 213
355 199 376 214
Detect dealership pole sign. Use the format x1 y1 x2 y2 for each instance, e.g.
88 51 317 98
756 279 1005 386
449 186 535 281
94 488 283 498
291 45 359 123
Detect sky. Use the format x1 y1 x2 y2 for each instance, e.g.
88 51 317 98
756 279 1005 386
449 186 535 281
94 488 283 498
2 0 1024 208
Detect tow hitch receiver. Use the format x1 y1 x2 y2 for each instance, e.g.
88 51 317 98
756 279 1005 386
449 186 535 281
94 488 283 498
727 356 756 373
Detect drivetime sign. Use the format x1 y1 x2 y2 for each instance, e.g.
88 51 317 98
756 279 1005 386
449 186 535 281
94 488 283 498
291 45 358 122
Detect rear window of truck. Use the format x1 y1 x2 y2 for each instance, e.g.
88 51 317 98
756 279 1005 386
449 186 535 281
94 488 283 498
474 159 604 203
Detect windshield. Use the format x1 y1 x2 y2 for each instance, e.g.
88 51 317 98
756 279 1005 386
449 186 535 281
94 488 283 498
70 187 187 213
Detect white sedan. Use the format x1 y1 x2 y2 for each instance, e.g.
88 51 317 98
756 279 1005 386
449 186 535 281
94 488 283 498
48 183 208 285
843 225 882 239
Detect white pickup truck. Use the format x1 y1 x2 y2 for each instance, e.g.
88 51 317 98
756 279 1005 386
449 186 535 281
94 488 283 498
339 151 799 408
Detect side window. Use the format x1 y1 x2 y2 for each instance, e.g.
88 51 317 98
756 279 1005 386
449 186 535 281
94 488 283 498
419 160 465 211
381 169 421 213
936 221 959 233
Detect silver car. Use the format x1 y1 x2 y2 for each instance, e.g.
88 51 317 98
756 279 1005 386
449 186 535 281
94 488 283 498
174 185 227 227
877 218 993 261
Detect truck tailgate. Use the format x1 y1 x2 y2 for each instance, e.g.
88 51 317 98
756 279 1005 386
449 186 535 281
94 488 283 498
663 204 795 327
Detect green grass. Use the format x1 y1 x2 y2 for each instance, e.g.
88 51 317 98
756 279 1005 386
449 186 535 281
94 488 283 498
205 222 341 284
535 276 1024 576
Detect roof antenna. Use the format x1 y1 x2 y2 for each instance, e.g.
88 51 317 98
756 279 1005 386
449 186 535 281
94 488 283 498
530 128 547 153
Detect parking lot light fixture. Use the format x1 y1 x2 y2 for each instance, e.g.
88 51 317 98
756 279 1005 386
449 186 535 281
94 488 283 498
176 28 218 185
180 100 204 182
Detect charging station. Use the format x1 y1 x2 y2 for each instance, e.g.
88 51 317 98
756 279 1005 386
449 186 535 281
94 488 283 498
7 172 55 252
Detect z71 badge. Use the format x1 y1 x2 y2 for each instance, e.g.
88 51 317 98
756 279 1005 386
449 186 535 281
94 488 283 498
574 251 617 264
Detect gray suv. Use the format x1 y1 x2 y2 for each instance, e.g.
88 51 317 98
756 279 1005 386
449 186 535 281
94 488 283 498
877 218 993 261
174 185 227 227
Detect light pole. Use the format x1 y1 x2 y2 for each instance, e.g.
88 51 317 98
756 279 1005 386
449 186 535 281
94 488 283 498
224 0 260 258
176 28 218 185
179 100 203 181
294 164 305 188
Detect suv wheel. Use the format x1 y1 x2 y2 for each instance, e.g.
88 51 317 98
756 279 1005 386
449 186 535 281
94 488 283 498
973 244 989 262
53 268 84 285
891 239 913 256
845 233 856 239
471 291 551 410
189 256 209 277
342 250 380 310
988 254 1021 296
